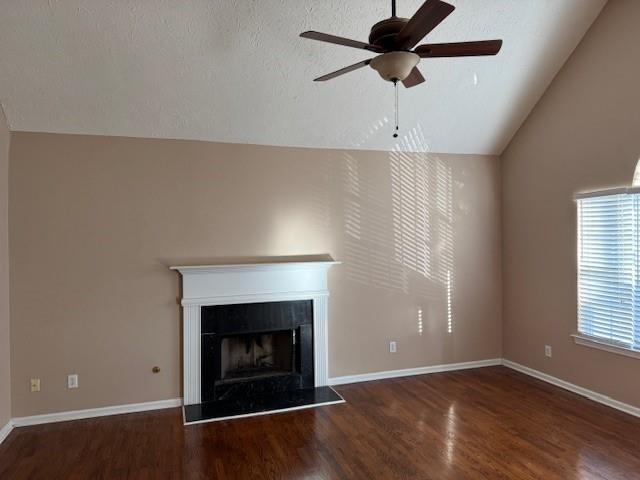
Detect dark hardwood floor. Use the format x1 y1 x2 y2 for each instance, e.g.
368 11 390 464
1 366 639 479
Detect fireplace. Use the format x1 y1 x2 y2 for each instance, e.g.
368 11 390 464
221 331 293 381
170 259 343 424
201 300 314 402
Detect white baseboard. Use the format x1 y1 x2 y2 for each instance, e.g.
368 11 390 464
8 360 502 428
8 358 638 429
7 359 501 429
328 358 503 385
0 420 13 445
12 398 182 427
502 359 640 419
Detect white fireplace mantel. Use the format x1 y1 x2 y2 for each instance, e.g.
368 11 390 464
171 260 340 405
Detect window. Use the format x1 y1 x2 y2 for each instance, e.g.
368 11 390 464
576 188 640 352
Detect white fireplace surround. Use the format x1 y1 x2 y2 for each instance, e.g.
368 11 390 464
170 260 340 405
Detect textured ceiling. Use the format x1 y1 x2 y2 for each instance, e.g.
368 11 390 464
0 0 606 154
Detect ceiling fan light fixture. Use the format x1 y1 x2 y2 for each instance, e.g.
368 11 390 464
370 51 420 82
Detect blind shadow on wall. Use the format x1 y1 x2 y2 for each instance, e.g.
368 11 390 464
332 123 456 336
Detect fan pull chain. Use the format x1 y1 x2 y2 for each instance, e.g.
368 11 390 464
393 80 399 138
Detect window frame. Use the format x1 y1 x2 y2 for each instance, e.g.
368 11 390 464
574 186 640 359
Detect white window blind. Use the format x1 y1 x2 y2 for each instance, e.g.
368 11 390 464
577 191 640 350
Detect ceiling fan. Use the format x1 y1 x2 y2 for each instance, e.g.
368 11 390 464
300 0 503 136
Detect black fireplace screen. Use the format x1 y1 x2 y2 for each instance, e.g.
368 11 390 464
200 300 314 402
220 330 294 381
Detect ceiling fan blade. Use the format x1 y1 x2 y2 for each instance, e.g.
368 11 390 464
415 40 503 57
402 67 425 88
301 31 383 53
314 59 372 82
395 0 455 50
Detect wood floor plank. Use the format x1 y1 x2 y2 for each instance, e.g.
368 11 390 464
1 367 639 479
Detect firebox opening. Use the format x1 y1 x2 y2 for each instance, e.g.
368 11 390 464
220 330 294 382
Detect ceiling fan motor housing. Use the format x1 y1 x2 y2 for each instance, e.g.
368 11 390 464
368 17 409 50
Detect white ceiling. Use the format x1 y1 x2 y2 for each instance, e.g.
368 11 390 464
0 0 606 155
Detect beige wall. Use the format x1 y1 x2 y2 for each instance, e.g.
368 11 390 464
0 106 10 426
9 133 502 416
502 0 640 408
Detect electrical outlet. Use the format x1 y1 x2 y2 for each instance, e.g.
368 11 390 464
389 341 397 353
67 374 79 389
545 345 552 358
30 378 40 392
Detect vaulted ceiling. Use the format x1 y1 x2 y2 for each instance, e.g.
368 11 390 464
0 0 606 154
